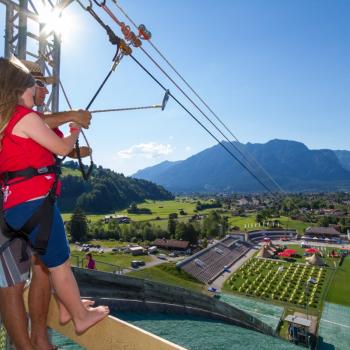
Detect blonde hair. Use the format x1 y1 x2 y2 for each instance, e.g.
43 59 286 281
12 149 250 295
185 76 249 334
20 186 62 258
0 57 35 147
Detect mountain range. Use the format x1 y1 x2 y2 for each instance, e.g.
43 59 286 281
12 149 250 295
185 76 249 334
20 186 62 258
133 139 350 193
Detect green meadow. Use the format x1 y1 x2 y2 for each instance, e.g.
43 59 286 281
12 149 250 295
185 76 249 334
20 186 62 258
326 256 350 307
70 249 152 269
127 262 205 293
62 199 313 236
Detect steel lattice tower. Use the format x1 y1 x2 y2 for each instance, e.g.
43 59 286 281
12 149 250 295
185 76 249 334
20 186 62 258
0 0 74 112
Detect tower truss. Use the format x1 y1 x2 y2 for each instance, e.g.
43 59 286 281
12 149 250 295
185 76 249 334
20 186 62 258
0 0 74 112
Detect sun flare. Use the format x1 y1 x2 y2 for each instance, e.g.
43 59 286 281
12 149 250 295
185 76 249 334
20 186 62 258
38 6 74 41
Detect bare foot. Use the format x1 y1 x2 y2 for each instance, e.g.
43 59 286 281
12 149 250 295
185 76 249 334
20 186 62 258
59 299 95 325
74 306 110 334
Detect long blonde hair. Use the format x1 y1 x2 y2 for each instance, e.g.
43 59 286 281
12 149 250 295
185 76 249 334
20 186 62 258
0 57 35 147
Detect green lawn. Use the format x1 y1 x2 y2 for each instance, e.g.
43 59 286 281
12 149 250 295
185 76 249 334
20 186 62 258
70 249 151 270
61 200 315 238
61 198 198 222
227 214 312 234
278 216 312 234
326 256 350 306
127 262 205 293
85 240 128 248
223 257 331 310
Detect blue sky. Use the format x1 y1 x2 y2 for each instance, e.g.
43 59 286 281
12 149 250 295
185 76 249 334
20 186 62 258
1 0 349 175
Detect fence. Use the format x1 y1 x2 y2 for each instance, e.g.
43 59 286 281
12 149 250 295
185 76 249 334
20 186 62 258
71 254 124 274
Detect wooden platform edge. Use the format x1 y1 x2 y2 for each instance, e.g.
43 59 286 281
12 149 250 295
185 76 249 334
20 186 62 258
23 290 187 350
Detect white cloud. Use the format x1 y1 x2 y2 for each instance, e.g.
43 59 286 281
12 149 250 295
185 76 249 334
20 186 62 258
118 142 174 159
185 146 192 152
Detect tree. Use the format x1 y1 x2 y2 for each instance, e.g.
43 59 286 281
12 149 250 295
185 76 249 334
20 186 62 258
70 207 88 242
168 218 177 237
175 222 198 244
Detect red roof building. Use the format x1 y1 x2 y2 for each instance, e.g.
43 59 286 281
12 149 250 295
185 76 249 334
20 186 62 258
153 239 190 250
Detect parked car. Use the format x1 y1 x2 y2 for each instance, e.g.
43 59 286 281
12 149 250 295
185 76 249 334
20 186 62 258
158 254 167 260
131 260 146 268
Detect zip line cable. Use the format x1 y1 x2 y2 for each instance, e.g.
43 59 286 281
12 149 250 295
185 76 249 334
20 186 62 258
110 0 283 193
97 0 281 193
75 1 277 193
128 54 276 195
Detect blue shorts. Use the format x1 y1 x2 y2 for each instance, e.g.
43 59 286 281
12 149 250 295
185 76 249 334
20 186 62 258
4 198 70 268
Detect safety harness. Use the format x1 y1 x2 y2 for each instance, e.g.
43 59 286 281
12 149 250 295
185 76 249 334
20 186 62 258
0 162 61 262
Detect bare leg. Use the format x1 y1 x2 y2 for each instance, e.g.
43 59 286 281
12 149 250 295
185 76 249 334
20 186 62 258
49 260 109 334
0 283 34 350
28 256 53 350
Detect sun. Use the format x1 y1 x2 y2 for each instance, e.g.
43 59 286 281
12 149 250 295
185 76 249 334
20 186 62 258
38 5 73 40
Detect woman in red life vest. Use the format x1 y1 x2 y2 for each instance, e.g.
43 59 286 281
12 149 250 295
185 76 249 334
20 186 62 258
0 58 109 335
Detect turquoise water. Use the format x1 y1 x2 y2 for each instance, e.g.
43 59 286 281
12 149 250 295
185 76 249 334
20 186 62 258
219 293 284 330
116 311 300 350
51 306 296 350
318 302 350 350
51 330 84 350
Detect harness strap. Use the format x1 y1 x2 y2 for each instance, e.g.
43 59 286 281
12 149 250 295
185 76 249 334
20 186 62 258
0 163 60 259
20 178 58 255
1 164 60 186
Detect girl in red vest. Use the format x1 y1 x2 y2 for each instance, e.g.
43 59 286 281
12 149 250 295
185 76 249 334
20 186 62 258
0 58 109 335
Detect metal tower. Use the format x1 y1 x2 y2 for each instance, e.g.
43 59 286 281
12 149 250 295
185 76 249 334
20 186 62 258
0 0 74 112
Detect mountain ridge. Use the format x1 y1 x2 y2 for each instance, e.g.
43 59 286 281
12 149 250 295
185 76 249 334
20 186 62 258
133 139 350 192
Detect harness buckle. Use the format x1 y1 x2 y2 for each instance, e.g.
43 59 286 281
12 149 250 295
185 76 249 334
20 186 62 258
37 167 49 174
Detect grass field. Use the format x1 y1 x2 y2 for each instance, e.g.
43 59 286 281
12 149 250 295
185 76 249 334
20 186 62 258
62 199 314 237
226 214 310 234
61 199 199 222
70 249 152 269
127 262 205 293
85 240 128 248
223 257 331 310
326 256 350 306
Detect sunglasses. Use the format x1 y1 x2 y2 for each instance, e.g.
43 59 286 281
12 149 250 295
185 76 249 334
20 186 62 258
35 80 46 88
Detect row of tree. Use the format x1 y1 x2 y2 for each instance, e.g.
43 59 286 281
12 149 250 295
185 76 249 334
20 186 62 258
68 208 229 245
59 162 174 213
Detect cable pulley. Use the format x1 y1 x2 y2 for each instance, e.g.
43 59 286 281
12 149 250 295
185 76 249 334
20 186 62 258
138 24 152 40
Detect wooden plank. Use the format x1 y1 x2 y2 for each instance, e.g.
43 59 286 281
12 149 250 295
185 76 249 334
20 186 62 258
24 291 186 350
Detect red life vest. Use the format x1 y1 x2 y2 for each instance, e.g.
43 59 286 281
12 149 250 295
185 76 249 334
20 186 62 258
0 105 61 209
37 111 64 138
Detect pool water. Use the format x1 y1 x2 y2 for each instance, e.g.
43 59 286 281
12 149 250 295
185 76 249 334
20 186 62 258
116 311 300 350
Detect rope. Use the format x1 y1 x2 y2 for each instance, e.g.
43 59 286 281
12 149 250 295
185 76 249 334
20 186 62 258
111 0 283 193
